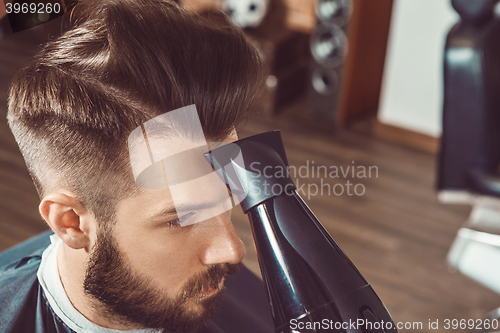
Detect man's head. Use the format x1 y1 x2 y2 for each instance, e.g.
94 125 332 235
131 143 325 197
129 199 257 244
7 0 264 331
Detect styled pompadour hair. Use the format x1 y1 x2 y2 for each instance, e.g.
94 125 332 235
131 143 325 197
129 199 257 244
7 0 265 224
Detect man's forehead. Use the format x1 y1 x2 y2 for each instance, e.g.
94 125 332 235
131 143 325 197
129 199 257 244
129 127 237 185
127 105 241 227
127 134 237 223
129 130 238 188
119 173 232 225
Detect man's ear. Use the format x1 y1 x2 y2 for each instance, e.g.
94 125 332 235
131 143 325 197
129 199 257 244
39 192 92 251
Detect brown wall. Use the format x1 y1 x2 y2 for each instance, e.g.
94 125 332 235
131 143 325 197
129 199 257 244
1 3 6 19
339 0 394 124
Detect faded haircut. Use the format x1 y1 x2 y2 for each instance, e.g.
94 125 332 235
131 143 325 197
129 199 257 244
7 0 265 225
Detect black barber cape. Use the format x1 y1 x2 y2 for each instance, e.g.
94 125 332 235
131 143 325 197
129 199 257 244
0 231 274 333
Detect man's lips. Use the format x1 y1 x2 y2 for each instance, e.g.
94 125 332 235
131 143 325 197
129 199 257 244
199 278 225 298
182 264 239 300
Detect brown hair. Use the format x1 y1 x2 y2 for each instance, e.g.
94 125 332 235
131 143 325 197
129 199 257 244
7 0 265 224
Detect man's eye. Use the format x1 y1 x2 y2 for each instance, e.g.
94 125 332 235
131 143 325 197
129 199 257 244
167 218 182 228
167 212 196 228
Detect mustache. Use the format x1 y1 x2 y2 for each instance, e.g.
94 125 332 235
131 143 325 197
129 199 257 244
182 263 241 300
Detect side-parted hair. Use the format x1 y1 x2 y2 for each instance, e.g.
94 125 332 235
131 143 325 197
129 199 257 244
7 0 265 224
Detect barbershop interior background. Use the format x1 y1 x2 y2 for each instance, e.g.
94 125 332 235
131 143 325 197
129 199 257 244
2 0 500 331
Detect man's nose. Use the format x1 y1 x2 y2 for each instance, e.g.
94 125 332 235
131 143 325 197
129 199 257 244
199 212 246 266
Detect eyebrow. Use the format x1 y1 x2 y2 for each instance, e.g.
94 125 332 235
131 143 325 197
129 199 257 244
153 206 178 218
149 197 230 220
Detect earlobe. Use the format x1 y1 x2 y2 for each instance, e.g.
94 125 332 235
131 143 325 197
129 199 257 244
39 193 91 250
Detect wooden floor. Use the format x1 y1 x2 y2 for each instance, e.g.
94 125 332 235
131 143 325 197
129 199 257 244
1 18 500 333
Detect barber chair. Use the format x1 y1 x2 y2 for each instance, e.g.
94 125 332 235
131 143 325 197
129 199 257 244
438 0 500 323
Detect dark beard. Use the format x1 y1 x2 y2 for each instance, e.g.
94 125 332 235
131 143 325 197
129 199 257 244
83 230 240 332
